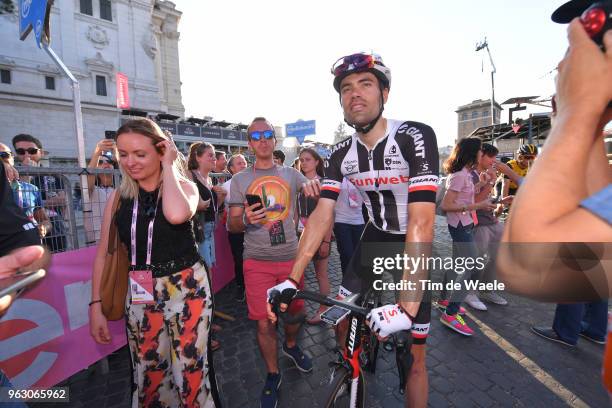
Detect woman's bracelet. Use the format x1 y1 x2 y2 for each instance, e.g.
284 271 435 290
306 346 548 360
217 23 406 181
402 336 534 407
88 299 102 307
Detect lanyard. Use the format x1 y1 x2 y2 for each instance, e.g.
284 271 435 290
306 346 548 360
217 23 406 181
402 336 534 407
130 195 158 267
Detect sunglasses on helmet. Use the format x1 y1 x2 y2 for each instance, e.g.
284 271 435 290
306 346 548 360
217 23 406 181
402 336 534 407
249 130 275 141
16 147 40 155
331 53 383 77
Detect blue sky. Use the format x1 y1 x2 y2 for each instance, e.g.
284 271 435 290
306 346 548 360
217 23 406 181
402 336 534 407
174 0 569 147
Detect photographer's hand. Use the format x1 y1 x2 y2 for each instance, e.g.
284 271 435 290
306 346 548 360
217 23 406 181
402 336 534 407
555 20 612 122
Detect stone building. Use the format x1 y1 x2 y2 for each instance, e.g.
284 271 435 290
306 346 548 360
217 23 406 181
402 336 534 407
455 99 502 142
0 0 184 163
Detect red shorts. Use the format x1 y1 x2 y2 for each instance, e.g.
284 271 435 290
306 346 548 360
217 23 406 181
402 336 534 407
244 258 304 320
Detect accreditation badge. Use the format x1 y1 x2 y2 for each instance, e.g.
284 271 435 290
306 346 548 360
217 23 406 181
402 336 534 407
129 270 155 304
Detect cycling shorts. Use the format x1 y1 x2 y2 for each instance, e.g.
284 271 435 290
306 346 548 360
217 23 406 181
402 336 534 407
339 222 431 345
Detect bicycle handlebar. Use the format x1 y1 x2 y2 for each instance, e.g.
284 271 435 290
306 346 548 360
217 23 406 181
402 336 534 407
292 290 370 317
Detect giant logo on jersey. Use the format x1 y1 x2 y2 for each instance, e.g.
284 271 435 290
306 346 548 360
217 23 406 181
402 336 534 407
330 138 351 155
397 123 426 159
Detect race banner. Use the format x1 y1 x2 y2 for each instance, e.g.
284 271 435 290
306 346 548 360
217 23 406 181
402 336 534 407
116 72 130 109
0 234 235 388
0 247 126 389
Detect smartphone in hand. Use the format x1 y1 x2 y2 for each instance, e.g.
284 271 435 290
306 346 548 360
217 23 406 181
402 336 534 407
246 194 263 209
0 269 46 298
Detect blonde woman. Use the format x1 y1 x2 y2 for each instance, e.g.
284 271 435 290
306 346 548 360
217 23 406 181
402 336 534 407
89 118 219 407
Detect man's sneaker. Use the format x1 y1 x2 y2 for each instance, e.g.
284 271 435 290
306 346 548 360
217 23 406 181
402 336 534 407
440 312 474 336
235 285 245 302
436 299 466 315
261 372 282 408
480 292 508 305
531 326 576 347
464 294 487 311
282 343 313 372
579 331 606 345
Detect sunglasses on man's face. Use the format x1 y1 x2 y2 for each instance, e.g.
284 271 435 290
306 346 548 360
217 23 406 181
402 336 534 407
522 155 536 160
16 147 40 155
249 130 274 141
0 151 12 159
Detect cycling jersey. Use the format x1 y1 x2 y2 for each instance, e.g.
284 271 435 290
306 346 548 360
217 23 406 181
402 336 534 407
504 159 528 191
321 119 440 234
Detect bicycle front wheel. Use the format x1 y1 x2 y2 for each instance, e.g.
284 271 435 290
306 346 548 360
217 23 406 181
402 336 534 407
321 366 366 408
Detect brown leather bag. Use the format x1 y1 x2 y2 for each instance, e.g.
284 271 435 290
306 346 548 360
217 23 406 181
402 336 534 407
100 192 130 320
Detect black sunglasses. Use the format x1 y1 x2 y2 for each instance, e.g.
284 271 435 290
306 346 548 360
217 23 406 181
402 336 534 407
0 151 12 159
16 147 40 155
249 130 274 141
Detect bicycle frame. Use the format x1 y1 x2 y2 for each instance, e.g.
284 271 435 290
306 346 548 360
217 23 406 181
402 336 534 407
286 290 370 408
344 312 364 407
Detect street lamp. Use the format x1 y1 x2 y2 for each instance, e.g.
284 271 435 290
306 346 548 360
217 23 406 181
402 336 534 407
476 38 497 126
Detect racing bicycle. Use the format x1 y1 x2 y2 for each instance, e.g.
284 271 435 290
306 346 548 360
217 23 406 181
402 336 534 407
270 288 413 408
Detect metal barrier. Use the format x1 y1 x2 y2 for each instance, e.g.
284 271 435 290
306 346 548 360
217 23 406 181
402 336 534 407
13 166 230 253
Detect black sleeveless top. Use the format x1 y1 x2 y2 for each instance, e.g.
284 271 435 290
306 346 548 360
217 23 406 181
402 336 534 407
192 173 218 222
115 187 200 276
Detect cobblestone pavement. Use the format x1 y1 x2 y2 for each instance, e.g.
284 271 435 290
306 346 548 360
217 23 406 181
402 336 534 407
32 217 609 408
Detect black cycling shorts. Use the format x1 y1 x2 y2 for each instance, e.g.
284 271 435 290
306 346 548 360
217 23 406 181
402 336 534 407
339 222 431 345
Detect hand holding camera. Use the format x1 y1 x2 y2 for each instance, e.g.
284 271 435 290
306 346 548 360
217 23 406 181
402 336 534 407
555 19 612 121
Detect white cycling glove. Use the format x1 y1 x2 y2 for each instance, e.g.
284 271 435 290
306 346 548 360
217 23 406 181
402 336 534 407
266 279 298 306
366 304 413 338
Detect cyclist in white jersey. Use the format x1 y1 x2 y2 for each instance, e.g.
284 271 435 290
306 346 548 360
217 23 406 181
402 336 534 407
267 53 439 407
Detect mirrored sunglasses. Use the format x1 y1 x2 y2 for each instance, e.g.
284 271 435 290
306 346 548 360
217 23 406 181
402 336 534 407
331 53 382 76
249 130 275 141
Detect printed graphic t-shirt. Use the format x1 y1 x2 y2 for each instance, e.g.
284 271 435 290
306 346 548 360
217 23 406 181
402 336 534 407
229 165 307 261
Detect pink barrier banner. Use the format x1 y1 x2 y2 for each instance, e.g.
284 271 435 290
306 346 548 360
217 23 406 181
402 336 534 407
0 231 235 388
211 221 235 293
0 247 126 389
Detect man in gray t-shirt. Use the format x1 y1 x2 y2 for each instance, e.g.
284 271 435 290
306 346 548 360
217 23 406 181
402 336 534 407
229 164 306 260
227 117 312 408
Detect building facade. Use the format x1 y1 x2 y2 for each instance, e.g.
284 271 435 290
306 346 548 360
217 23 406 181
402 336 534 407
0 0 184 162
455 99 503 142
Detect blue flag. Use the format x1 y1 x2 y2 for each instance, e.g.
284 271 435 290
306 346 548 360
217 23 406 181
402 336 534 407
19 0 52 48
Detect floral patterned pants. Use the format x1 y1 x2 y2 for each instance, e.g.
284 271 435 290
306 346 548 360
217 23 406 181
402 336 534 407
126 262 216 407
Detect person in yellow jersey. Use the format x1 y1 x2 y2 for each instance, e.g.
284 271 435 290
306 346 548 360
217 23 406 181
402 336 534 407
502 144 538 197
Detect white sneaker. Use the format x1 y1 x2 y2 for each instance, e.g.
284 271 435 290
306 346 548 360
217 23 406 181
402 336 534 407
464 294 487 311
481 292 508 305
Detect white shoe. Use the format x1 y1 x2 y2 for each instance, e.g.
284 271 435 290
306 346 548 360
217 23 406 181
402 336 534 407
464 294 487 311
481 292 508 305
